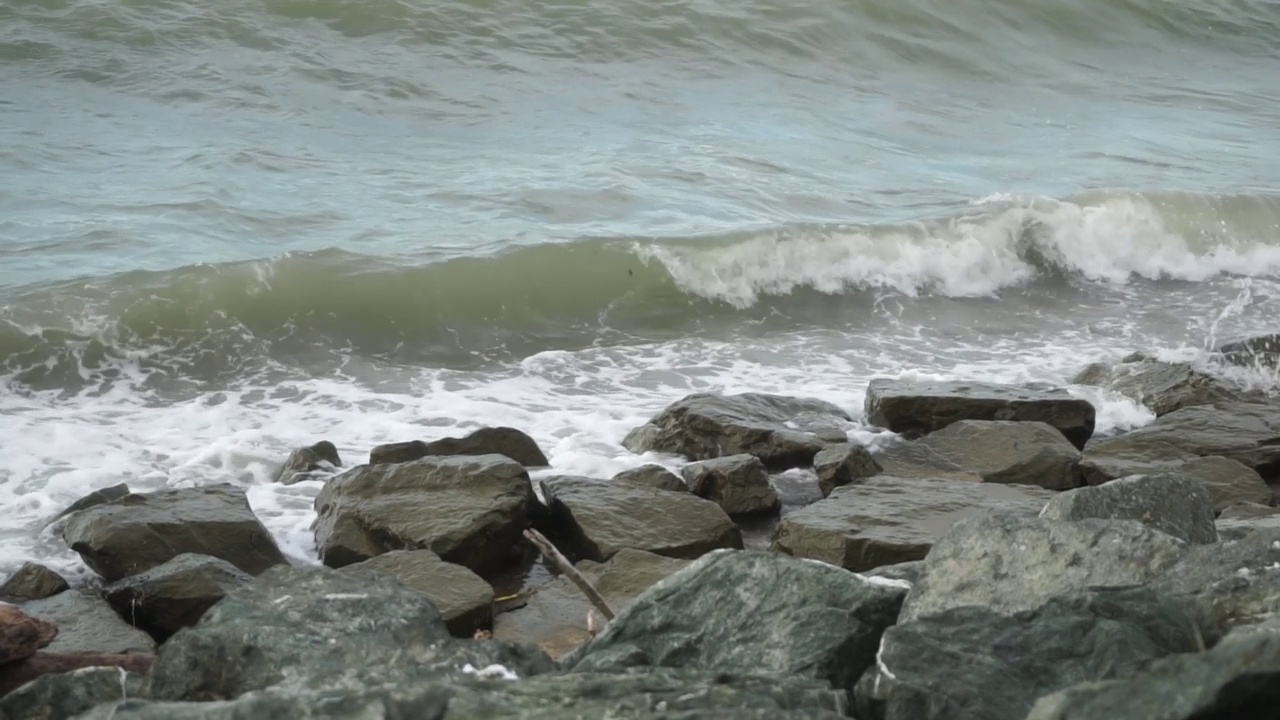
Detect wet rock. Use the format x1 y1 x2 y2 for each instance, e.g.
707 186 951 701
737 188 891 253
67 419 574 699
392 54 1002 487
772 476 1054 572
564 550 906 694
863 560 923 587
0 604 57 664
61 485 286 583
21 589 155 656
370 427 549 467
1073 357 1248 416
1040 473 1218 544
492 548 690 659
0 563 68 602
338 549 494 638
856 586 1202 720
875 419 1084 490
539 476 742 562
1081 451 1272 512
813 442 882 497
1218 332 1280 368
49 483 130 525
864 379 1096 449
681 454 779 516
0 654 153 699
102 553 253 643
313 453 536 573
273 440 341 485
622 392 852 471
0 666 148 719
611 464 688 492
900 511 1189 622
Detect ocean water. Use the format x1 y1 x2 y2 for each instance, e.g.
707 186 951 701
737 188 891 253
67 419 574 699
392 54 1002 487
2 0 1280 580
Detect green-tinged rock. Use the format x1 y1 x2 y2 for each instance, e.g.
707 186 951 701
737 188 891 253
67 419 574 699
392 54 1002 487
771 477 1053 572
610 464 688 492
20 589 154 656
856 586 1202 720
1080 447 1272 512
562 550 906 694
274 440 341 485
102 553 254 642
0 563 68 602
813 443 882 497
338 550 494 638
875 420 1083 490
313 453 536 572
1040 473 1218 544
370 427 549 467
681 454 779 516
0 666 147 720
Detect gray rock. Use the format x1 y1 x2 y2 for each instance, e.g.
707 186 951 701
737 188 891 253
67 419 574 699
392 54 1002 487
862 560 923 588
49 483 130 525
813 443 882 497
0 563 68 602
540 476 742 562
622 392 852 471
856 586 1202 720
900 511 1189 622
875 420 1084 490
61 484 286 583
1218 501 1280 520
864 379 1096 449
1218 332 1280 368
610 464 688 492
681 454 779 516
1040 473 1218 544
370 426 549 466
101 553 253 642
21 589 155 656
338 549 494 638
1080 447 1272 512
0 666 147 720
1073 357 1249 417
273 440 341 485
313 454 536 573
771 477 1055 572
563 550 906 693
493 548 690 659
1025 617 1280 720
148 564 554 702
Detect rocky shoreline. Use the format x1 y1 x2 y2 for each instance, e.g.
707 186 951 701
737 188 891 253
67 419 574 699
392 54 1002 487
3 340 1280 719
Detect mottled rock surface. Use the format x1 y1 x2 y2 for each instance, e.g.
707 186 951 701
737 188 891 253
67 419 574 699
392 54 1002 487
813 443 882 497
0 666 147 719
338 549 494 637
21 589 156 656
0 563 68 602
875 419 1083 490
681 454 779 516
102 553 253 642
0 604 57 665
1040 473 1218 544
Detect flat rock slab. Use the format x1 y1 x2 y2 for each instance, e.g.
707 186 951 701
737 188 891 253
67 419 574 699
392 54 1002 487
622 392 852 471
875 419 1083 490
0 604 57 665
1041 473 1218 544
563 550 906 694
771 476 1055 572
611 464 688 492
102 553 254 642
682 454 779 516
864 379 1096 449
61 484 286 583
313 453 536 573
813 443 882 497
370 426 549 467
0 563 68 603
338 549 494 638
493 548 690 659
21 589 155 656
1081 449 1272 512
541 476 742 562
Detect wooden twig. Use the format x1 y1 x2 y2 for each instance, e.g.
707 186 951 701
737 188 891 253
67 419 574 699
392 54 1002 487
523 528 615 621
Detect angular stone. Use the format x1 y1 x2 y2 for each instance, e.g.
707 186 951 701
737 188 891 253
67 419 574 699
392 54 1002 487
0 604 57 665
856 586 1202 720
1073 357 1249 417
21 589 155 656
864 379 1096 449
771 477 1055 572
102 553 253 642
338 550 494 638
370 426 549 467
50 483 130 525
492 548 690 659
1041 473 1218 544
622 392 852 471
61 485 286 583
0 666 148 720
563 550 906 694
0 563 68 602
1218 332 1280 368
875 419 1083 490
1219 501 1280 520
900 511 1189 622
681 454 779 516
540 476 742 562
273 440 341 485
313 454 536 573
611 464 688 492
0 654 152 700
813 443 882 497
1080 446 1273 513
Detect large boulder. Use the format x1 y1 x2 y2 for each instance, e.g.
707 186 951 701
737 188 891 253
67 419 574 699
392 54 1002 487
273 440 341 485
1040 473 1218 544
0 604 57 665
899 511 1189 622
539 476 742 562
1217 332 1280 368
864 379 1096 449
48 483 130 526
611 464 688 492
874 420 1083 490
102 553 254 642
813 443 882 497
313 454 536 573
337 549 494 638
20 589 155 656
369 426 549 467
0 563 68 602
563 550 906 694
492 548 691 659
1072 356 1249 416
0 666 147 720
622 392 852 471
61 485 287 583
771 477 1055 572
681 454 779 516
1080 448 1272 512
856 586 1202 720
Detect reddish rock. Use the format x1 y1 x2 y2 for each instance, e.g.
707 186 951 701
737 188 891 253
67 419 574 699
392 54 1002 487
0 652 153 696
0 604 57 665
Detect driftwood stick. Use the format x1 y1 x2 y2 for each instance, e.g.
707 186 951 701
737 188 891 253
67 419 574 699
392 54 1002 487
523 528 615 621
